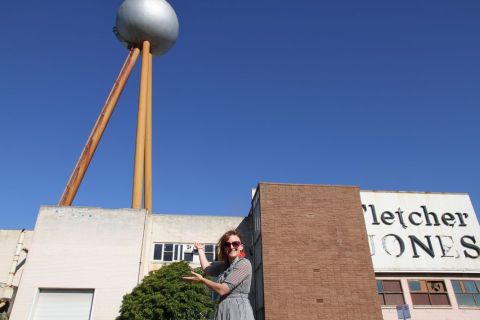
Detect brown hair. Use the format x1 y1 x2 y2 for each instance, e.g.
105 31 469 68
217 229 243 264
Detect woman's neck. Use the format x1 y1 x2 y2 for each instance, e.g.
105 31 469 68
228 256 240 264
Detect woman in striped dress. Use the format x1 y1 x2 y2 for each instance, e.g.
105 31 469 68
183 230 255 320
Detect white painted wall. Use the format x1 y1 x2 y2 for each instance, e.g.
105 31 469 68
150 214 245 243
9 206 147 320
0 230 33 288
144 214 247 273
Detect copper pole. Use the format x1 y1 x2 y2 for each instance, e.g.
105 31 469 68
59 47 140 206
144 52 153 213
132 41 150 208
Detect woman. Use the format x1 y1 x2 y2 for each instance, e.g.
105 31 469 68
183 230 255 320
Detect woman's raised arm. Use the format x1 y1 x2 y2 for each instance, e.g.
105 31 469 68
194 242 211 271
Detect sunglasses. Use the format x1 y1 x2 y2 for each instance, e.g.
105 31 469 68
222 241 241 249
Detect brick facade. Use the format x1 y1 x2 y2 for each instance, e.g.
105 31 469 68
258 183 382 320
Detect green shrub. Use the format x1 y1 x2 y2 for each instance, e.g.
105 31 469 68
117 261 215 320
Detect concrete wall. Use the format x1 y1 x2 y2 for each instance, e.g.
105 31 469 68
9 206 147 320
258 183 383 320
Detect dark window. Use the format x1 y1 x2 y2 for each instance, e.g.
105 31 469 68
153 244 162 260
376 280 405 306
452 280 480 306
163 244 174 261
205 245 215 262
184 252 193 261
408 280 450 306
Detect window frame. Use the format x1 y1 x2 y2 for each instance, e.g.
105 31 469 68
451 279 480 307
152 242 216 262
376 279 405 306
408 279 451 306
204 244 215 262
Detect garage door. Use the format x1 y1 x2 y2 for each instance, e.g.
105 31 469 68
31 289 94 320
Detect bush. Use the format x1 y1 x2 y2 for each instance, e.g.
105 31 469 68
117 261 215 320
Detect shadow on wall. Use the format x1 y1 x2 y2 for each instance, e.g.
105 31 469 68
237 216 253 258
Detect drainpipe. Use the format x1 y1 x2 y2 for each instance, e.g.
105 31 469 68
1 229 26 300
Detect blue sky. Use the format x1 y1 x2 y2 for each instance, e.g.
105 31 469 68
1 0 479 229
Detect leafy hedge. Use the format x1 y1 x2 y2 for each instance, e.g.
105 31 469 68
117 261 215 320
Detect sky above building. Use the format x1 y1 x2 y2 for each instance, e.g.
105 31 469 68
1 0 479 229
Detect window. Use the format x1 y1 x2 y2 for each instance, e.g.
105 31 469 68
152 243 215 262
452 280 480 307
163 244 174 261
204 245 215 262
32 289 94 320
376 280 405 305
184 251 193 262
408 280 450 306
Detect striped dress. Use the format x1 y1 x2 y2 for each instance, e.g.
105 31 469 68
206 257 255 320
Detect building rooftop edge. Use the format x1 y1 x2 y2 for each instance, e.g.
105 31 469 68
39 205 245 218
258 182 359 188
360 189 469 195
153 213 246 219
256 182 469 195
40 205 146 212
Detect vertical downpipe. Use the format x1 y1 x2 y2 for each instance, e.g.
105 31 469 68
7 229 26 287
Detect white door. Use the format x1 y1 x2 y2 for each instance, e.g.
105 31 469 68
31 289 94 320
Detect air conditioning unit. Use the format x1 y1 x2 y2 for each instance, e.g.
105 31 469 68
183 244 194 253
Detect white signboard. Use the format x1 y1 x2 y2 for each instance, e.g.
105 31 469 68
360 191 480 273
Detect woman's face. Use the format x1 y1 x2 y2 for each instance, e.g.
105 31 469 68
223 235 243 262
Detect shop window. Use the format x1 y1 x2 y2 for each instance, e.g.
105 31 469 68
376 280 405 305
452 280 480 307
408 280 450 306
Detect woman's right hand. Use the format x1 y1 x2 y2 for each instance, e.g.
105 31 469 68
194 242 205 251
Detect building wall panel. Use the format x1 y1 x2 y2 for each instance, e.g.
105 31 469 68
9 206 147 320
258 183 382 320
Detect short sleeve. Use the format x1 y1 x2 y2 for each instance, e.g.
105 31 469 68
205 261 226 277
222 258 252 290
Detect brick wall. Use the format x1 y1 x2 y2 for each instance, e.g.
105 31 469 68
258 183 382 320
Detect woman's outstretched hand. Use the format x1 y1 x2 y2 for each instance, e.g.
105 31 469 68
194 242 205 250
182 271 204 283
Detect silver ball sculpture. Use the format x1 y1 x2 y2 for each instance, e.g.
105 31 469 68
115 0 179 56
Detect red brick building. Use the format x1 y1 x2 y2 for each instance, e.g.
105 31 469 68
250 183 383 320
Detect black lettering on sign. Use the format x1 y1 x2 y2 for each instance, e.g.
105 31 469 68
382 234 405 257
421 206 440 226
409 235 435 258
461 236 480 259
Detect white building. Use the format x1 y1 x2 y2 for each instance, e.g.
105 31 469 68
1 207 248 320
361 190 480 320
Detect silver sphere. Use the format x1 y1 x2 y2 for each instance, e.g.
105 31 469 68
115 0 179 56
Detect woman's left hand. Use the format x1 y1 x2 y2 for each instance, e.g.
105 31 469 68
182 271 204 283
